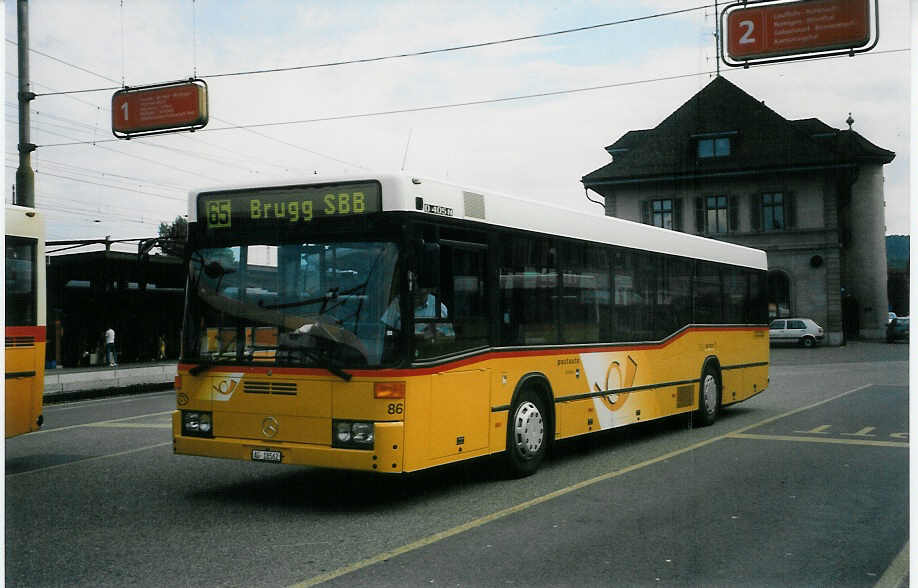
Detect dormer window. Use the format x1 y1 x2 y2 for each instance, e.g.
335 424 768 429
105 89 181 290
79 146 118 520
693 131 736 159
698 137 730 158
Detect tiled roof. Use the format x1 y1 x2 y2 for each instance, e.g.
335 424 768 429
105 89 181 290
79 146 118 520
583 76 894 186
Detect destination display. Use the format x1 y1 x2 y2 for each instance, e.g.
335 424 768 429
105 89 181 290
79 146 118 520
199 182 381 231
725 0 870 62
112 80 209 138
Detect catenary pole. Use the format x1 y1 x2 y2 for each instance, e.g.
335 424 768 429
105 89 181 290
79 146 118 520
16 0 35 208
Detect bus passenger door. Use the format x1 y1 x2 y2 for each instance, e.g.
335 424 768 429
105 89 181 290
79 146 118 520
426 243 491 460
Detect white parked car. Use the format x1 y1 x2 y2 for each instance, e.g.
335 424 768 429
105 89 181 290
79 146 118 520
769 318 824 348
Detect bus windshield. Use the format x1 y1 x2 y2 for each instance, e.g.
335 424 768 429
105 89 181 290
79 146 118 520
184 240 399 369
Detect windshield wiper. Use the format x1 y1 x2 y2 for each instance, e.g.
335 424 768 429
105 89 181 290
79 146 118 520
302 348 352 382
258 282 371 312
275 341 352 381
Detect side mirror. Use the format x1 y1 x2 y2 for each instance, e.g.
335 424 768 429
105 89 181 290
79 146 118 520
138 237 185 261
418 242 440 288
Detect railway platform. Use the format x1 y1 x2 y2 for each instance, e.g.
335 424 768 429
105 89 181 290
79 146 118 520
43 361 177 401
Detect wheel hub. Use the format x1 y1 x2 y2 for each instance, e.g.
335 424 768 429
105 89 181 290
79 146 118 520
513 401 544 457
703 374 717 416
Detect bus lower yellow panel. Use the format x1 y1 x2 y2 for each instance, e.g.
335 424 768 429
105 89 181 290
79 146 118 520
217 412 329 445
722 369 744 405
6 378 34 437
556 398 599 438
428 370 490 459
724 364 768 405
5 343 45 438
173 327 768 473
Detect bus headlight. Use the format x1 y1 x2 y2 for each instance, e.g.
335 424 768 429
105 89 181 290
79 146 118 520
182 410 213 438
332 420 374 449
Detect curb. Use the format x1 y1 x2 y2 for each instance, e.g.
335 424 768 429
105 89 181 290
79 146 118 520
43 382 175 404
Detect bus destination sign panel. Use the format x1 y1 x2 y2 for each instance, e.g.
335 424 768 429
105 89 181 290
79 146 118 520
726 0 870 62
199 182 381 232
112 80 209 138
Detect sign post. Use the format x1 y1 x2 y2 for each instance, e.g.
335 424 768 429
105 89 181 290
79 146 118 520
721 0 877 68
112 79 208 139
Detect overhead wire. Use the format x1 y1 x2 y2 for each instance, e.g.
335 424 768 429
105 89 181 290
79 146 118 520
21 122 228 183
5 180 177 229
6 46 367 170
4 153 188 196
20 156 190 192
36 197 177 228
32 46 912 150
21 168 185 202
11 4 715 97
41 201 173 227
7 99 305 176
30 182 179 214
8 5 909 213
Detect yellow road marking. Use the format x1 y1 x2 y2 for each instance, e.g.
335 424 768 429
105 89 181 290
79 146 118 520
291 383 879 587
84 423 172 430
795 424 832 434
5 442 172 478
43 391 174 412
842 427 877 437
874 542 909 588
28 410 174 435
292 434 724 588
728 433 907 448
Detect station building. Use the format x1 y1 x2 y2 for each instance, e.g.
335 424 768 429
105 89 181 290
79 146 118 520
582 76 895 344
45 248 184 367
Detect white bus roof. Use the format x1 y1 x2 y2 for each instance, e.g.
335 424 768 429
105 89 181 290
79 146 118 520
190 172 767 271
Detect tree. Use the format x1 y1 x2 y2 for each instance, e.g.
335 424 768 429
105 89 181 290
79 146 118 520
158 216 188 240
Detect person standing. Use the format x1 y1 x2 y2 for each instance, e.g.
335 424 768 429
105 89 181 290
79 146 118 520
104 327 117 367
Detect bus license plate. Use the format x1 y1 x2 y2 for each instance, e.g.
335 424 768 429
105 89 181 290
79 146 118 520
252 449 282 463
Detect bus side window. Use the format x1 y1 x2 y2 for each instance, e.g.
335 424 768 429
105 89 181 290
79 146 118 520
559 241 607 344
500 236 557 345
447 246 487 350
415 244 489 358
694 262 723 324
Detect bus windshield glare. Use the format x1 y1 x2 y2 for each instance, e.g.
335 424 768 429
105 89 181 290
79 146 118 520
184 240 399 369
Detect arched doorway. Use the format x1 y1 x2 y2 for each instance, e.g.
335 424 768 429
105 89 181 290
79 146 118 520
767 270 791 319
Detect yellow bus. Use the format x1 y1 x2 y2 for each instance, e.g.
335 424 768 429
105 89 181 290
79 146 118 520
5 204 46 437
174 174 768 476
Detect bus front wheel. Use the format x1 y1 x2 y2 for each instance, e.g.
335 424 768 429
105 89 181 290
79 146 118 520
505 388 548 477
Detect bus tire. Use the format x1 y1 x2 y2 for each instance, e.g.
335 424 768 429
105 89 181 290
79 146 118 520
696 364 720 427
505 387 548 477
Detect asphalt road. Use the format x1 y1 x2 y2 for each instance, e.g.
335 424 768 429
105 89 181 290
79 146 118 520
5 340 909 587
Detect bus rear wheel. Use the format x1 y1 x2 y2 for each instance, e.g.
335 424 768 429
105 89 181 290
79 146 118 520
696 365 720 427
505 388 548 477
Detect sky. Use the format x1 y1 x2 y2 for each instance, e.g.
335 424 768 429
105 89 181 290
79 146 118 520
3 0 912 251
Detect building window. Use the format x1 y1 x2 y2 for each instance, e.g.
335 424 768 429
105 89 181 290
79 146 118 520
705 195 729 234
641 199 682 231
697 137 731 158
652 199 673 229
762 192 785 231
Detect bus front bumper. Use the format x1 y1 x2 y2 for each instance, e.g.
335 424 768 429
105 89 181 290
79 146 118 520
173 418 406 473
